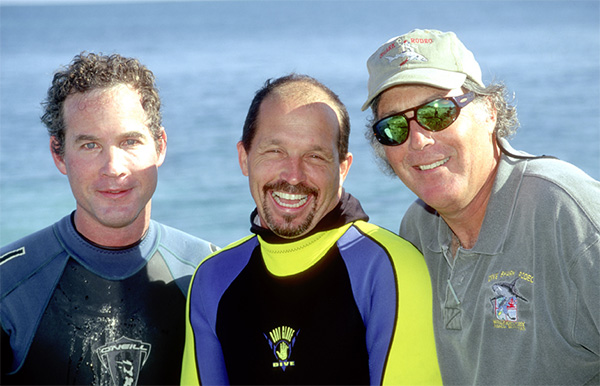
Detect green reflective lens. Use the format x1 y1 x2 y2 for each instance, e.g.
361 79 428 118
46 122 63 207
381 116 409 145
417 100 458 131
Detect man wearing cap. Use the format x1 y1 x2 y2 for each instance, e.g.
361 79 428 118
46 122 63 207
181 74 442 385
362 29 599 385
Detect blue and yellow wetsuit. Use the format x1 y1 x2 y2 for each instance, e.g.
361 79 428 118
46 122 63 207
182 192 441 385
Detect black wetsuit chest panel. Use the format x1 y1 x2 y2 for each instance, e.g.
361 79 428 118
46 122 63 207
7 257 185 385
216 245 369 385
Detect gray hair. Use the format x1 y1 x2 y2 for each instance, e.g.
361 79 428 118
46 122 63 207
365 79 520 176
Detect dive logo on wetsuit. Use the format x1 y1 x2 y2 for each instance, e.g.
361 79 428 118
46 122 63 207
264 326 299 371
490 277 529 322
96 336 151 386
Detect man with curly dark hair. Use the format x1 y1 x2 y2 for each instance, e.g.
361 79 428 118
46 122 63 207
1 52 218 385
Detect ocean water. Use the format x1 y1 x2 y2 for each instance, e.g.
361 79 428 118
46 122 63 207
1 0 598 248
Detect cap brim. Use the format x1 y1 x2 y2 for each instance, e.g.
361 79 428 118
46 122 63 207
361 68 467 111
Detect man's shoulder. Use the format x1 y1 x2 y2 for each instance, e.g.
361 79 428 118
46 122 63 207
1 221 67 299
189 235 258 295
519 159 600 227
345 220 424 260
1 222 65 272
518 157 600 216
1 222 59 255
350 220 414 245
523 156 598 185
152 221 219 264
195 234 257 270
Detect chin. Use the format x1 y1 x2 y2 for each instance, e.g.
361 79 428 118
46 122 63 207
98 209 144 229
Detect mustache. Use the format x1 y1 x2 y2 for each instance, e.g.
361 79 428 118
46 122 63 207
263 180 317 196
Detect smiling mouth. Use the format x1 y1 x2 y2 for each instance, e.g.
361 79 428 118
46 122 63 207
100 189 130 197
272 191 308 208
418 157 450 171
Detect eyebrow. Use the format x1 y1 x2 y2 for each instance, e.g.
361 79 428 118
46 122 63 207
72 131 148 143
73 134 99 143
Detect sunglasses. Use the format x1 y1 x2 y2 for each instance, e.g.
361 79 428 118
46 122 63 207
372 92 476 146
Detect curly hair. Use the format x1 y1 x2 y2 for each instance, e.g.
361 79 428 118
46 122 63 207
241 73 350 162
364 79 520 176
41 52 162 156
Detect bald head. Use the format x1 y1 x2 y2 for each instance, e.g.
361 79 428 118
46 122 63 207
240 74 350 161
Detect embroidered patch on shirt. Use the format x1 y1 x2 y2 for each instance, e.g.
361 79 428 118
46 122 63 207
489 277 529 330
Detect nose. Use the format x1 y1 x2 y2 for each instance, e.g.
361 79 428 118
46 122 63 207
100 146 128 177
407 119 435 151
279 156 306 185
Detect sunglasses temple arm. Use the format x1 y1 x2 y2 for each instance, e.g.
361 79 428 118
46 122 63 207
455 92 476 107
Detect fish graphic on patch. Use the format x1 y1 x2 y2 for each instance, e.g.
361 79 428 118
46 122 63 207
490 277 528 321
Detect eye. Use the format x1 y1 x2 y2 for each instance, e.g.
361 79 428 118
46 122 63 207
123 138 142 147
263 148 284 156
82 142 98 150
307 153 330 163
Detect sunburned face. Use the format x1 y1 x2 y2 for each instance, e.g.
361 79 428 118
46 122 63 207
52 85 166 246
238 91 352 238
377 84 498 219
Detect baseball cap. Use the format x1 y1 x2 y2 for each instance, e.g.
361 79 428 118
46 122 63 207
361 29 485 111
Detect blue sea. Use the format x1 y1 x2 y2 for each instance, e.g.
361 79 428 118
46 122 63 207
1 0 599 248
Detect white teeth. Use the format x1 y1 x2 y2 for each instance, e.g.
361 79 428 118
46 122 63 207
418 157 449 171
276 192 304 200
272 192 308 208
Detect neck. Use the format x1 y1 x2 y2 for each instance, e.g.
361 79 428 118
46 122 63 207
447 213 483 254
441 166 499 252
441 143 501 253
442 189 490 251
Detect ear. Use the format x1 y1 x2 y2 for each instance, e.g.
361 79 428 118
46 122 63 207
50 136 68 175
156 128 167 167
484 96 497 135
339 152 353 184
237 141 249 176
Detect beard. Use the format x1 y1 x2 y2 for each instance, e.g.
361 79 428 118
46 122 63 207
261 180 318 238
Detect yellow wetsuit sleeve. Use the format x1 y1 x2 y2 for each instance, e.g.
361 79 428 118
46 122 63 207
355 221 442 385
